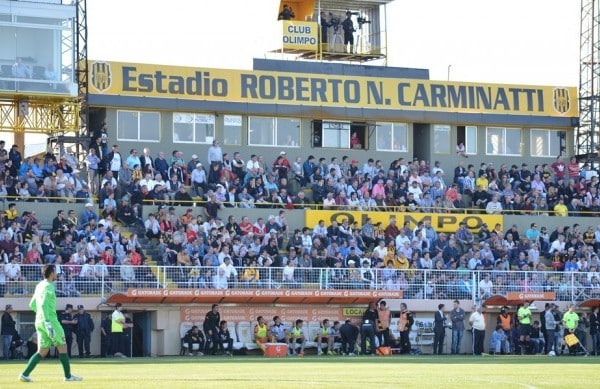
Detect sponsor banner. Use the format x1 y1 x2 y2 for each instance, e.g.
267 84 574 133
127 288 226 298
89 60 578 118
180 305 345 323
305 210 502 233
282 21 318 51
342 307 367 317
128 288 402 300
506 292 556 301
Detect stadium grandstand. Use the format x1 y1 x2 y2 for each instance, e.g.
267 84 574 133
1 0 596 361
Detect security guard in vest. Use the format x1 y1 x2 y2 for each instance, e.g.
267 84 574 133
517 301 533 355
496 306 512 354
203 304 221 355
111 303 127 358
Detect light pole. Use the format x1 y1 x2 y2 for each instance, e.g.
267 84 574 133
447 64 452 81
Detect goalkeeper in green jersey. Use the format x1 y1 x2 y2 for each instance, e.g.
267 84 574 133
19 264 82 382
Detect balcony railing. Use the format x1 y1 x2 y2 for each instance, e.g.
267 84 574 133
2 264 597 303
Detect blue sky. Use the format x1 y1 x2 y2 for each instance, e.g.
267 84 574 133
87 0 580 86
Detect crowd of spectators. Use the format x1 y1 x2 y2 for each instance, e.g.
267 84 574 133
3 197 600 302
3 128 599 217
0 200 157 297
3 132 600 300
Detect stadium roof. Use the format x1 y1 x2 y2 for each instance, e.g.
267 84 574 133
318 0 393 13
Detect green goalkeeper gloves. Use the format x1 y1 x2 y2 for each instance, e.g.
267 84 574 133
44 321 56 340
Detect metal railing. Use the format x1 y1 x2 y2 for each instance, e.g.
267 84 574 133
2 264 597 303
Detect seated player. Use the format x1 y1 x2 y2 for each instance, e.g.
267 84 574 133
316 319 334 355
330 321 342 354
269 316 289 344
289 319 306 356
254 316 269 352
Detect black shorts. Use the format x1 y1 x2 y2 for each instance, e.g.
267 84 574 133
519 324 532 337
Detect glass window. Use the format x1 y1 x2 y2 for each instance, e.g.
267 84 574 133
433 125 451 154
248 116 300 147
376 123 408 152
486 127 521 156
248 117 273 146
117 110 160 142
322 121 350 148
223 115 242 146
172 112 214 144
277 118 300 146
1 21 76 95
465 126 477 154
530 129 561 157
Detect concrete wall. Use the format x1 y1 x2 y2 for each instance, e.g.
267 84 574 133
12 201 597 243
139 204 598 237
4 202 89 229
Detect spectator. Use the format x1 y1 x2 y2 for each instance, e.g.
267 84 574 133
85 149 101 194
120 257 136 287
212 268 228 289
191 163 207 197
218 256 238 285
282 259 300 288
144 213 161 241
80 203 98 228
241 258 261 288
478 273 493 299
486 195 503 214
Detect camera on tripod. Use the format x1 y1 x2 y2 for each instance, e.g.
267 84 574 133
357 16 371 27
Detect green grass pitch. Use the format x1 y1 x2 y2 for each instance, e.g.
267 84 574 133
2 355 598 388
